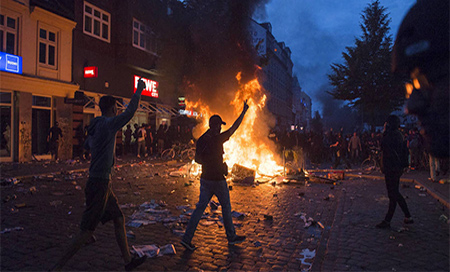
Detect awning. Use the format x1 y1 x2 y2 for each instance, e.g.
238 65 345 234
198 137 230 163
80 92 178 116
115 98 178 116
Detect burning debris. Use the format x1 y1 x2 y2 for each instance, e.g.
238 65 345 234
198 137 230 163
231 164 256 184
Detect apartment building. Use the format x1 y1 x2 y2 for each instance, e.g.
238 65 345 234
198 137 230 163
249 19 294 129
0 0 178 162
0 0 77 162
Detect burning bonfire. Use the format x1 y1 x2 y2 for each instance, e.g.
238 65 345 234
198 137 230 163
185 72 286 180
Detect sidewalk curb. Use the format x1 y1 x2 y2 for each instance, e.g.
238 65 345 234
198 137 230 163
346 173 449 209
413 179 449 209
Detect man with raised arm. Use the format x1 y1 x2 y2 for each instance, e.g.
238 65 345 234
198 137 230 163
51 79 147 271
181 100 249 251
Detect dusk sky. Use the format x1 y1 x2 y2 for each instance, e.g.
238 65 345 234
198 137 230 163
253 0 417 114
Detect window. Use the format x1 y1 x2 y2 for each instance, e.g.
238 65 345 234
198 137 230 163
132 19 157 54
38 28 57 68
84 2 110 42
0 92 12 104
32 95 51 108
0 14 18 54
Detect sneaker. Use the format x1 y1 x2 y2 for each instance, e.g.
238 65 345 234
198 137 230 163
376 220 391 229
125 255 147 271
180 240 196 251
404 217 414 224
228 235 246 245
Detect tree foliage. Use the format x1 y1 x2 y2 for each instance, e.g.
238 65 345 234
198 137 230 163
327 0 405 127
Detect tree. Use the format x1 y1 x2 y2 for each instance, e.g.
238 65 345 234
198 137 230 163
327 0 405 128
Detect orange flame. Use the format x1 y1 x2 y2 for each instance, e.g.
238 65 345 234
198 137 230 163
186 73 283 177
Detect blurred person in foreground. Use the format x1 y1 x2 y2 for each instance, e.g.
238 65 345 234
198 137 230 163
51 79 147 271
392 0 449 168
180 100 249 251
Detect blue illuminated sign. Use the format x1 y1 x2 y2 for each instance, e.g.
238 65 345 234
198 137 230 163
0 52 22 74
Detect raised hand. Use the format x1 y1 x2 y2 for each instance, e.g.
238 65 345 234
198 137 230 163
243 100 249 112
137 78 146 91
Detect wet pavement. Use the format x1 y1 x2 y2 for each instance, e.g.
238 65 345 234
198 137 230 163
1 157 449 271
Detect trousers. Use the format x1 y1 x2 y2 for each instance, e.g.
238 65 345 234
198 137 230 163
183 179 236 243
384 171 411 222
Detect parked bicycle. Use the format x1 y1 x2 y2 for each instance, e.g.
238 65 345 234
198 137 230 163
361 147 381 174
161 142 195 161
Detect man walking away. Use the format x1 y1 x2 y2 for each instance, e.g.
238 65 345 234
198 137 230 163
181 100 249 251
51 79 147 271
376 115 413 229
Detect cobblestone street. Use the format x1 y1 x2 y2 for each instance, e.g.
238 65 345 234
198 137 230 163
1 159 449 271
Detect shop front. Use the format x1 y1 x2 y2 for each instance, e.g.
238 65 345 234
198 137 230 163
0 71 79 162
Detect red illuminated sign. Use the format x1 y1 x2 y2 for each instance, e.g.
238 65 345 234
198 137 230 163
84 66 98 78
134 75 159 98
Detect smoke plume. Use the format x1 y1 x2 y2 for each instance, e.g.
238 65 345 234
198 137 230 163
159 0 269 118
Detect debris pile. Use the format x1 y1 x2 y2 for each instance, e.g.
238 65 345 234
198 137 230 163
231 164 255 184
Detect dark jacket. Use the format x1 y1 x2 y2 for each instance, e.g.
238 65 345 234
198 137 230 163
196 129 231 181
381 129 406 174
86 91 142 179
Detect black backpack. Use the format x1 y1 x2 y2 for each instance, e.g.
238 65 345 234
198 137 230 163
195 134 210 165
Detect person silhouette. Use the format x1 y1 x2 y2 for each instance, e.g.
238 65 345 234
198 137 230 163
392 0 449 160
51 79 147 271
180 100 249 251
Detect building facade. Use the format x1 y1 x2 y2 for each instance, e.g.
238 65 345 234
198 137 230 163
0 0 179 162
0 0 78 162
249 19 294 129
292 76 312 131
71 0 178 157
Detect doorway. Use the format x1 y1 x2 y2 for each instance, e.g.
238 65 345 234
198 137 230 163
32 95 52 157
32 108 51 155
0 93 12 161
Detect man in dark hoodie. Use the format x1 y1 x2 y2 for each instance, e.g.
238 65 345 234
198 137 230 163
51 79 147 271
376 115 413 229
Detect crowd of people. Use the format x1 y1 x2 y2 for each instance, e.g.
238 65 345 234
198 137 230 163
270 126 449 177
121 123 194 158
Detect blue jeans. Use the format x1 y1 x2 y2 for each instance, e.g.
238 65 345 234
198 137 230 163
183 178 236 243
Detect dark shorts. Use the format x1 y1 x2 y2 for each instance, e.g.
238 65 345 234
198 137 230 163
80 177 123 231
